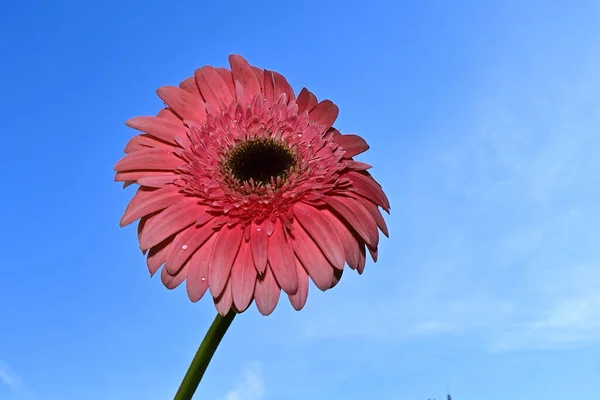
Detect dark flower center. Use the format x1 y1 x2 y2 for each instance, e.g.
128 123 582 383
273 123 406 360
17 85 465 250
226 138 297 184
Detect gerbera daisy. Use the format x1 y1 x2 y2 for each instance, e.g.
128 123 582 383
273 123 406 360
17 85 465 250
115 55 390 316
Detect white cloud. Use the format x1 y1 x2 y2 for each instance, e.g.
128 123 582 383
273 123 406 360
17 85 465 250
222 362 265 400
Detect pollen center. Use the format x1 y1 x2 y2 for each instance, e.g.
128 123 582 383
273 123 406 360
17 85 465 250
226 138 296 184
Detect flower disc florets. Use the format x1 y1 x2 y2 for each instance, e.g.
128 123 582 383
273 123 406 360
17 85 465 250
175 93 347 229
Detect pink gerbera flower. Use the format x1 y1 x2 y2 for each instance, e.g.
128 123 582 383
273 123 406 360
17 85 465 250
115 55 390 316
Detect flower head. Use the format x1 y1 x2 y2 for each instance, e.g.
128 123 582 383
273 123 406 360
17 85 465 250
115 55 390 316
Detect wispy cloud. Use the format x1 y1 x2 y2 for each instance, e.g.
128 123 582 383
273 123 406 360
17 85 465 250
0 361 35 400
490 263 600 351
222 362 265 400
0 361 23 391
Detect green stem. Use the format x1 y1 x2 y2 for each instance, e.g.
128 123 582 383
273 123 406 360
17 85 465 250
174 310 236 400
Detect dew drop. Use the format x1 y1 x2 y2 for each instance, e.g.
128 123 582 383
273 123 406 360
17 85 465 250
181 244 188 250
201 276 206 281
256 226 262 231
297 133 302 138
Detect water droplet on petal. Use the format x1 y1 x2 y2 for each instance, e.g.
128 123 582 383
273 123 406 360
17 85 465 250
256 226 262 231
297 133 302 138
201 277 206 281
181 244 188 250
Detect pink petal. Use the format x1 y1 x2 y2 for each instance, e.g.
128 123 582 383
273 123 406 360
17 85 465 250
165 221 214 275
115 170 176 183
139 197 204 250
137 175 178 188
146 236 174 276
328 127 342 137
124 134 172 153
263 70 276 103
288 221 335 291
264 219 275 236
114 148 184 172
322 209 362 270
353 195 389 237
214 277 233 316
179 77 202 98
324 196 379 249
309 100 339 129
292 202 345 270
330 268 343 289
254 266 280 316
194 66 235 108
125 116 187 145
231 241 257 312
356 244 367 274
229 55 262 103
274 71 295 101
208 225 244 298
347 161 373 171
346 171 391 212
332 134 370 158
157 108 180 122
296 88 318 113
156 86 207 123
250 222 268 274
215 68 235 96
161 262 189 290
267 220 298 295
121 185 181 227
234 81 247 107
196 213 214 227
137 213 152 241
272 71 295 102
252 66 264 91
288 257 310 311
186 235 216 302
368 246 378 262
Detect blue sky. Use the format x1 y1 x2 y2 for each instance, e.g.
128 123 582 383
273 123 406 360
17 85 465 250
1 0 599 399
